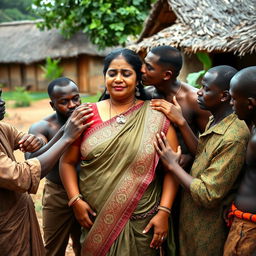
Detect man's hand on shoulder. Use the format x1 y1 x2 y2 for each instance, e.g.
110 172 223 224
150 96 186 127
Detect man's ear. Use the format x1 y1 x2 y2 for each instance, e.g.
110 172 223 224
220 90 231 102
163 70 173 81
49 101 56 111
248 97 256 110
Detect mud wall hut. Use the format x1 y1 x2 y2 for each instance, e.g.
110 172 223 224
0 20 109 93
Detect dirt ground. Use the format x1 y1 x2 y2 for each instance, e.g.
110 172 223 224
4 99 75 255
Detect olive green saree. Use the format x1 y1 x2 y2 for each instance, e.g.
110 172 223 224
79 101 169 256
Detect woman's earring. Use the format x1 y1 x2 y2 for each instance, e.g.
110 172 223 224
105 88 109 95
135 86 140 97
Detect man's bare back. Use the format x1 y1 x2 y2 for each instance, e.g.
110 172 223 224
235 128 256 213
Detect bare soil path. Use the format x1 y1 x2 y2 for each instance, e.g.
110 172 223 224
4 99 75 255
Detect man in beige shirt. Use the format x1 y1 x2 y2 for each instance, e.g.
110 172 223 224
0 89 93 255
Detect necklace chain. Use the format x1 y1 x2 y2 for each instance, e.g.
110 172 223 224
109 98 137 124
152 82 182 100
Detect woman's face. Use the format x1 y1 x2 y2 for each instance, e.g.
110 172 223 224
105 55 137 101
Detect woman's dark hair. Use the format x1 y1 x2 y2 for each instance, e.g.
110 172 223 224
99 48 146 101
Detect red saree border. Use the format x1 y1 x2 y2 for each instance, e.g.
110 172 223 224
81 102 169 256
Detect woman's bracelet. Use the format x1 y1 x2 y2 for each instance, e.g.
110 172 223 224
157 205 171 215
68 194 83 207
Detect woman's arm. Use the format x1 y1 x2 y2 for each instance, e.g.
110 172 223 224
144 124 179 249
60 143 96 228
160 124 179 209
59 143 80 199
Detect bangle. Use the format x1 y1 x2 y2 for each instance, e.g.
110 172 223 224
158 205 171 215
68 194 83 207
70 197 81 207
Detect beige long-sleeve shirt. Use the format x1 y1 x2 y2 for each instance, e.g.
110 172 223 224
0 121 44 255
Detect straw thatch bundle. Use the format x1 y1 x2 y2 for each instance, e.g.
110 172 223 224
129 0 256 56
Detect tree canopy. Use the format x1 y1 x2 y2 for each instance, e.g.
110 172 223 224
33 0 154 49
0 0 38 22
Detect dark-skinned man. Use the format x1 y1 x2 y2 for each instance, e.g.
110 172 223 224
26 77 87 256
154 66 250 256
142 45 210 168
142 46 211 252
224 66 256 256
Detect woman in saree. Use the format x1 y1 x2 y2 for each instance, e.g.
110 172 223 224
60 48 179 256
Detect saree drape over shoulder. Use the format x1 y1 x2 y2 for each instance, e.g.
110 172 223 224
79 101 169 256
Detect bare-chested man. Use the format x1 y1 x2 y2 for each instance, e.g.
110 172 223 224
224 66 256 256
26 77 90 256
142 46 210 168
142 46 210 252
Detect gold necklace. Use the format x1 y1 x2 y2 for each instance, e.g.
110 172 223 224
109 98 137 124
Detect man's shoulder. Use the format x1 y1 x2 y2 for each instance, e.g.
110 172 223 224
224 115 250 142
181 82 198 102
29 114 58 133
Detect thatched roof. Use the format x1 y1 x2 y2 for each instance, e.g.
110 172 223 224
0 20 108 64
129 0 256 56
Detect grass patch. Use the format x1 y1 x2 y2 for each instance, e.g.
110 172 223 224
2 91 102 103
2 91 48 101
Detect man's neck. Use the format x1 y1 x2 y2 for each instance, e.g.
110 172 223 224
210 105 233 126
56 113 67 126
157 79 181 100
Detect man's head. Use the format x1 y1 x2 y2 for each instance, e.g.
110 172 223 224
197 65 237 112
141 46 182 88
230 66 256 121
0 89 5 121
48 77 81 119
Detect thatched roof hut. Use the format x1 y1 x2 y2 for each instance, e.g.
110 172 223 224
130 0 256 57
0 20 108 93
0 20 107 64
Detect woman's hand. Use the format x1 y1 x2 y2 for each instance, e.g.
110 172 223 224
72 199 96 229
154 132 181 171
150 96 186 127
143 211 169 249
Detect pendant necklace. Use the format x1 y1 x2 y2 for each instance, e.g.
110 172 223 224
109 98 137 124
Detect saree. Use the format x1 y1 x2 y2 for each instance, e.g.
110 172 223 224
79 101 170 256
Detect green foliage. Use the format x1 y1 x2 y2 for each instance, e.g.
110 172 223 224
186 53 212 88
187 70 206 88
197 52 212 71
13 86 32 107
0 0 38 22
40 57 63 81
33 0 154 49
